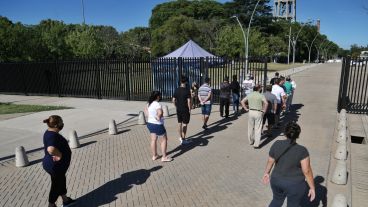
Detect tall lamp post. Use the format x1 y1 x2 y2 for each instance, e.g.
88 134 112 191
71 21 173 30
245 0 261 73
305 33 318 63
231 15 247 67
291 22 307 64
81 0 86 24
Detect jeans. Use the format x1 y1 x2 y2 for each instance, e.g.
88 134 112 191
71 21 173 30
232 93 239 112
269 176 307 207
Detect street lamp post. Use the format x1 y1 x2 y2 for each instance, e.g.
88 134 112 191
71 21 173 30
81 0 86 24
287 26 291 64
245 0 261 73
291 23 306 64
305 33 318 63
231 16 247 67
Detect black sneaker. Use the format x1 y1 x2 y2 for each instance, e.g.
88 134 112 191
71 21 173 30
62 198 76 207
202 124 208 130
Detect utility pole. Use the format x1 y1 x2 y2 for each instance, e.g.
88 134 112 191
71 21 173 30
81 0 86 24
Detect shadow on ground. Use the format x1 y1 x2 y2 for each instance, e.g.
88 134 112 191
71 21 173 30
167 113 238 158
77 166 162 207
300 176 327 207
259 103 304 148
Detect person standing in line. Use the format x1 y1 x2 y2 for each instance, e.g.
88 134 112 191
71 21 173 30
283 76 293 112
271 78 287 127
42 115 76 207
173 76 192 145
242 74 255 98
262 122 315 207
289 76 297 109
190 82 199 109
219 76 231 118
198 77 212 130
240 84 268 148
263 85 278 136
145 91 172 162
230 75 240 115
270 72 280 85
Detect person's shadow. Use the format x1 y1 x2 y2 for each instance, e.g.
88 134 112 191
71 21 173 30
300 176 328 207
76 166 162 207
258 103 304 148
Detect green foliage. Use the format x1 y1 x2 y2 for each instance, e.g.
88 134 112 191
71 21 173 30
120 27 151 58
65 25 103 59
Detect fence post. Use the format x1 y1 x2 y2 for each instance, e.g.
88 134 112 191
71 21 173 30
263 58 268 89
125 58 131 100
20 63 28 96
55 60 61 97
340 56 351 111
95 59 102 99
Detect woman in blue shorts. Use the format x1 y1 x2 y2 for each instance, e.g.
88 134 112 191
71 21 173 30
145 91 172 162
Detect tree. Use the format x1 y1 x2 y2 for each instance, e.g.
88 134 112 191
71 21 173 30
37 19 72 60
151 15 201 57
120 27 151 58
215 25 243 57
267 35 287 62
65 25 103 59
95 26 120 58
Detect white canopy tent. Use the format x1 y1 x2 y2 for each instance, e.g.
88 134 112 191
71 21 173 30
162 40 216 58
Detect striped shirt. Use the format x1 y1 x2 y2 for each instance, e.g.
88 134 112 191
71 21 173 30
198 83 212 105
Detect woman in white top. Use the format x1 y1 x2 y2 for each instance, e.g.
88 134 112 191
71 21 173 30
145 91 172 162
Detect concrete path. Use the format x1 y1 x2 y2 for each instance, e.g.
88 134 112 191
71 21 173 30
0 63 341 207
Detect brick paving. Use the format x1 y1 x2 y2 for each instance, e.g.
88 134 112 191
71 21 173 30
0 63 341 207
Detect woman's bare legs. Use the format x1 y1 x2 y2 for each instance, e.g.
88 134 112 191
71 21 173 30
150 133 159 160
160 134 172 162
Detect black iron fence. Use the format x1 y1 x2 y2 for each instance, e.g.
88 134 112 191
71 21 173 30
0 57 268 103
338 57 368 113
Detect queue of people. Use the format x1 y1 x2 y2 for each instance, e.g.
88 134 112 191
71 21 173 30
41 72 312 207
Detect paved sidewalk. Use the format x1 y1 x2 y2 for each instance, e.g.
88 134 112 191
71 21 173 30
0 63 341 207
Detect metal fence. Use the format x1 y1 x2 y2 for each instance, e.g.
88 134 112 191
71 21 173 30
338 57 368 113
0 57 268 103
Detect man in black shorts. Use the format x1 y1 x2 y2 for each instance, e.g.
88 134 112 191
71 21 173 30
263 85 277 136
173 75 192 145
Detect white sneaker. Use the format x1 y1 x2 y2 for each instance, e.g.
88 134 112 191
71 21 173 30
179 137 183 144
181 139 192 145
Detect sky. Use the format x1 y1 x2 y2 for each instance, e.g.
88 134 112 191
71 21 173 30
0 0 367 49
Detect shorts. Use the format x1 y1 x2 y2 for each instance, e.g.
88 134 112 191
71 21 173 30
263 113 275 125
201 104 212 115
177 110 190 124
146 123 166 136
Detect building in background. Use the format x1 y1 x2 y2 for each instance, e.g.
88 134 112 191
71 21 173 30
273 0 296 21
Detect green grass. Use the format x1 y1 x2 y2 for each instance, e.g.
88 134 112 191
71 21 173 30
268 63 312 72
0 102 73 114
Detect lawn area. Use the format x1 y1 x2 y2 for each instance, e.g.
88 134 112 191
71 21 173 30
0 102 72 114
268 63 312 71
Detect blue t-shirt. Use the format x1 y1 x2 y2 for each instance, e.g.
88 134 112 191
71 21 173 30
42 130 72 174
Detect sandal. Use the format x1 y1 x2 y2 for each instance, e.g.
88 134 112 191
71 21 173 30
152 155 160 161
161 157 173 162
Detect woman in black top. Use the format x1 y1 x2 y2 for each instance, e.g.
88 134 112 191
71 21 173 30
230 75 240 114
42 115 75 207
262 122 315 207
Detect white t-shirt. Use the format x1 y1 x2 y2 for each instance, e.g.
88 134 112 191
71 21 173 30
291 80 297 90
271 84 286 104
147 101 164 125
242 79 255 95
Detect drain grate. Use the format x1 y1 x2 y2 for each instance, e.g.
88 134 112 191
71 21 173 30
351 136 366 144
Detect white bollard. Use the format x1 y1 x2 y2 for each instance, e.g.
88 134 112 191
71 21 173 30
338 117 346 130
109 119 118 135
334 143 347 160
331 194 347 207
15 146 29 167
163 105 169 117
138 111 146 125
68 130 80 149
331 160 347 185
336 128 347 143
339 109 347 122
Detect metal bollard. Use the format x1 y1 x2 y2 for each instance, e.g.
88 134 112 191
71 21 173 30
15 146 29 167
138 111 146 125
68 130 80 149
334 143 347 160
163 105 169 117
331 160 347 185
331 194 347 207
109 119 118 135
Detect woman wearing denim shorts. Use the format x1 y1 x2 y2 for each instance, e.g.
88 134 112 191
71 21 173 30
145 91 172 162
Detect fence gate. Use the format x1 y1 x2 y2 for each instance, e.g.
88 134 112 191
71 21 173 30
338 57 368 113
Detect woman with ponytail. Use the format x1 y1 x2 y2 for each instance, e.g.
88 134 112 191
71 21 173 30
262 122 315 207
145 91 172 162
42 115 76 207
